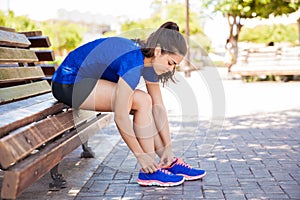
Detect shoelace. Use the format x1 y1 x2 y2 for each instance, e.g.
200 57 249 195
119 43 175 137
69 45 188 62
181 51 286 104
159 168 172 175
175 158 192 169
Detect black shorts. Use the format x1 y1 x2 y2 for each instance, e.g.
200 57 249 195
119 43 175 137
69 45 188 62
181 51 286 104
51 78 97 108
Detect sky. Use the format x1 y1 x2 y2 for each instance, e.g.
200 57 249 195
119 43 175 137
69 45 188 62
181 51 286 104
0 0 230 48
5 0 298 49
0 0 154 21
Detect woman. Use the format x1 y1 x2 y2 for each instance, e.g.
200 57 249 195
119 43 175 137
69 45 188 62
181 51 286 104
52 21 206 187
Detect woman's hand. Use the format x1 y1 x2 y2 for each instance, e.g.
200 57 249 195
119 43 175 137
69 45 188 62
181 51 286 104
158 146 174 168
136 153 159 174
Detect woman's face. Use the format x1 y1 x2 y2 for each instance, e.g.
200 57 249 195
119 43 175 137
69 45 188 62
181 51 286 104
152 48 184 75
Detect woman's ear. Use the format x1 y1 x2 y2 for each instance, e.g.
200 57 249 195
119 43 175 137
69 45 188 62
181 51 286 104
154 46 161 57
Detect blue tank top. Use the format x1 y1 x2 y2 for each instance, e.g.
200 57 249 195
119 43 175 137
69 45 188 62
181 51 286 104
52 37 158 90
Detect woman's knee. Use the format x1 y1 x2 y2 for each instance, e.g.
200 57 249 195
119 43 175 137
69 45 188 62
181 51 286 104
132 89 152 110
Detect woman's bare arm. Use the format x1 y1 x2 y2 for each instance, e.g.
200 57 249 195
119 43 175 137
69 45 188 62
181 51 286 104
145 81 174 166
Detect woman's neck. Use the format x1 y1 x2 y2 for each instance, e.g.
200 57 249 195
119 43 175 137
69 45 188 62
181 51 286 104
144 57 152 67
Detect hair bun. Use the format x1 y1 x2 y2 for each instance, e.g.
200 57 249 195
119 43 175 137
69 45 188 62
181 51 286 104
160 21 179 32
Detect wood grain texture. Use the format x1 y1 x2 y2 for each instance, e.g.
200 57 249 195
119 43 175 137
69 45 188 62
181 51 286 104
0 47 38 63
0 30 31 47
0 67 45 83
1 113 112 199
0 80 51 103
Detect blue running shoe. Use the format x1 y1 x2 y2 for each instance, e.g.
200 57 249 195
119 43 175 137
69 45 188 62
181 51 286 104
137 169 184 187
164 158 206 180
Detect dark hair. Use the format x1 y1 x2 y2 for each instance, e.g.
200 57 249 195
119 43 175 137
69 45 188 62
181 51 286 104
134 21 187 85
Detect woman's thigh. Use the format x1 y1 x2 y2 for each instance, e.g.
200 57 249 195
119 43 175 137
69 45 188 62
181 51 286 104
80 79 150 113
79 79 117 112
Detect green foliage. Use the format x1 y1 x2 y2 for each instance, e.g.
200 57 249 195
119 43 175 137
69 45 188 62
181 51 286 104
120 2 209 51
0 10 38 31
214 0 255 18
256 0 300 17
239 23 298 44
120 15 162 39
121 2 204 35
0 10 85 57
190 34 211 51
0 11 6 26
241 75 294 82
42 20 85 54
209 0 300 19
203 0 300 63
164 3 204 35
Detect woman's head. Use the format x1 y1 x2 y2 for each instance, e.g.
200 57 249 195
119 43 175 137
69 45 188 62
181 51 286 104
143 21 187 57
140 21 187 85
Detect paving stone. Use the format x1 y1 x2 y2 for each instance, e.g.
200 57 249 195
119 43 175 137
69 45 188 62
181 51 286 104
203 188 225 199
224 193 247 200
104 183 126 196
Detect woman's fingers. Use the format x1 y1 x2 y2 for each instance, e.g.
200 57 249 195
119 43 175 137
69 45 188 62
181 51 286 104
137 153 159 173
142 162 159 174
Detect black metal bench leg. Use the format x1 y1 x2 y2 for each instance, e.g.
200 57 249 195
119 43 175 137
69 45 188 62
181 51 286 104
81 141 95 158
49 164 67 191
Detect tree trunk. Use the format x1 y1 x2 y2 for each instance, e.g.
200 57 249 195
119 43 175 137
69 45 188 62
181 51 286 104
184 0 191 77
297 17 300 45
226 14 243 64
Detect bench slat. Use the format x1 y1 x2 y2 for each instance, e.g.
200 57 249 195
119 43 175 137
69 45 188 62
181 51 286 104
0 26 15 32
19 30 42 37
39 64 56 75
0 80 51 103
0 47 38 63
35 50 55 61
0 30 31 47
0 92 53 113
0 100 66 138
231 69 300 76
0 109 100 169
1 113 112 199
0 66 45 84
27 36 51 48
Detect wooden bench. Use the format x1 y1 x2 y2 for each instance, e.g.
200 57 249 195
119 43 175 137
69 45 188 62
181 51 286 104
19 30 57 82
0 27 112 199
230 46 300 81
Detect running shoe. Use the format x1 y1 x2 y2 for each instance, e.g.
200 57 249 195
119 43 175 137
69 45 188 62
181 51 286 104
137 169 184 187
164 158 206 180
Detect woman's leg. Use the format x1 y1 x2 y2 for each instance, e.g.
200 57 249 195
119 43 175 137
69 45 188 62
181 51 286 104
131 93 171 164
79 79 158 163
152 105 174 165
131 91 157 159
78 80 205 180
79 79 116 112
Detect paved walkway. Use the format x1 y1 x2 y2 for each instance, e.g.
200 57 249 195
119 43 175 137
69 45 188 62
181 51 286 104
7 70 300 199
75 109 300 200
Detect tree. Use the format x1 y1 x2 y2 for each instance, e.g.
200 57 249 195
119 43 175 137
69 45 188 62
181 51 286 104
121 2 205 37
0 10 38 31
42 20 85 56
0 11 85 59
239 23 298 44
119 1 211 71
203 0 300 62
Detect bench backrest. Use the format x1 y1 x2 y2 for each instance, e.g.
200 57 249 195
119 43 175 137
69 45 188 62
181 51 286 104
236 46 300 67
0 28 65 168
0 28 55 104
